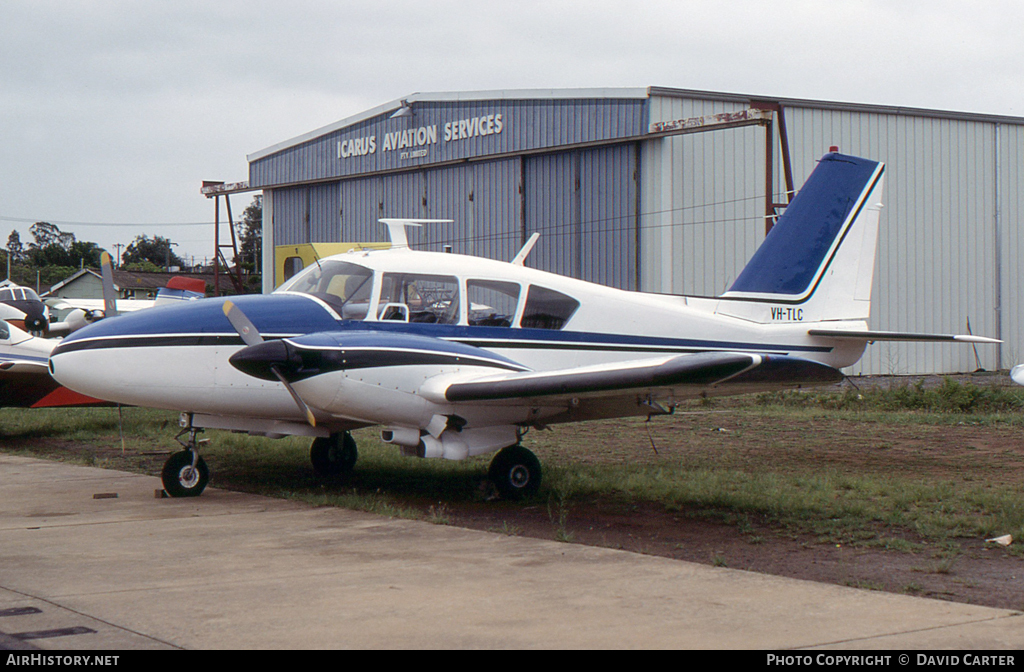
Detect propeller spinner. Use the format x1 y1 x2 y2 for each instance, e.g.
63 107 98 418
222 300 317 427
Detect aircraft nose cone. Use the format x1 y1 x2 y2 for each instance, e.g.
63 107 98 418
228 340 298 381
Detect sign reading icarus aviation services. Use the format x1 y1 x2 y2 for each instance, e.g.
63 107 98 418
337 113 505 161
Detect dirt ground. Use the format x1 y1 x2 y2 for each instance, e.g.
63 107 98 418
5 373 1024 613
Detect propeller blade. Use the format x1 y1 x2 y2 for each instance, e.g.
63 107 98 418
222 300 264 347
222 300 315 426
271 364 316 427
100 252 118 318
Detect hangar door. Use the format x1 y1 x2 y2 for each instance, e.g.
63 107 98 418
272 183 341 246
340 158 522 262
524 144 638 290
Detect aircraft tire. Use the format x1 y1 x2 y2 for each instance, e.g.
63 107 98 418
488 444 542 500
311 432 358 477
161 451 209 498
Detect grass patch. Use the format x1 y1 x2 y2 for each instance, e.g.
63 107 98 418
3 378 1024 550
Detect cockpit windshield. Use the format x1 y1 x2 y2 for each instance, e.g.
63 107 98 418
275 260 374 319
0 287 40 302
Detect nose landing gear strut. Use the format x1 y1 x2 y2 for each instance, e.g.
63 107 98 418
161 415 210 497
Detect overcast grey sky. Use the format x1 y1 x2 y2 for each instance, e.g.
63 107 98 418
1 0 1020 263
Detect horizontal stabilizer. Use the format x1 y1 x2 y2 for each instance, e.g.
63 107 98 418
443 352 843 403
808 329 1001 344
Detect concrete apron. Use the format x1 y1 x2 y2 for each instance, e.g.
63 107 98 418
0 454 1020 650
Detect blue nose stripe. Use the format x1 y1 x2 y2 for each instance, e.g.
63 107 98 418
57 294 339 344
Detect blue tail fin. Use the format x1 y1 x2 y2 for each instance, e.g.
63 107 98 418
722 152 885 322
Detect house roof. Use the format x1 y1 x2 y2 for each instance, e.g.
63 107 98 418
41 268 240 296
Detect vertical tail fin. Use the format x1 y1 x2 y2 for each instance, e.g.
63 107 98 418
721 152 885 322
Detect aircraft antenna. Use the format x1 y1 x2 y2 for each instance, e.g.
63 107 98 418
379 219 454 248
511 233 540 266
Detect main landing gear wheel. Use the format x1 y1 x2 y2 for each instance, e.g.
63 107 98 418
161 450 210 498
310 432 358 477
488 444 542 500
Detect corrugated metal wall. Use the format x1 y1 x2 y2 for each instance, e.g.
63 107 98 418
523 145 638 288
998 123 1024 371
273 183 340 246
646 93 1023 375
340 159 522 260
287 148 637 287
259 89 1024 376
641 96 765 297
250 97 646 187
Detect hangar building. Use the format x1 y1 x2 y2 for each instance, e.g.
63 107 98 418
233 87 1024 376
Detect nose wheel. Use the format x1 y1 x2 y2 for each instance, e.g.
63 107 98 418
161 424 210 497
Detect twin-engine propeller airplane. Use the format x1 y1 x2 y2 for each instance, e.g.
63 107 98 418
0 255 117 337
0 283 53 334
49 152 998 499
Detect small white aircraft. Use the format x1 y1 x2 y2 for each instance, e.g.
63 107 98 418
0 256 116 336
49 152 998 498
0 283 53 334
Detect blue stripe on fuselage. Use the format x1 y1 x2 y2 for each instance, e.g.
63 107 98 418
54 293 832 358
57 294 341 344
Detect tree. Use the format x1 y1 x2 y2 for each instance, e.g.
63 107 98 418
122 235 184 269
29 222 75 251
6 230 23 265
3 222 108 289
236 196 262 274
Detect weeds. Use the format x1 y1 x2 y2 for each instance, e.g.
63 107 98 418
757 378 1024 415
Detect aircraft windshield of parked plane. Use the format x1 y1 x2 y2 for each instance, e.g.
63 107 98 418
48 152 999 500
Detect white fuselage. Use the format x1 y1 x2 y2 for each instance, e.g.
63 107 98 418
49 247 864 438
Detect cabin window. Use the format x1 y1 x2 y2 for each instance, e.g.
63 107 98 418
276 260 374 319
467 280 520 327
379 273 460 324
520 285 579 330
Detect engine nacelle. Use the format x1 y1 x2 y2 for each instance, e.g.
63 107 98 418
381 425 518 461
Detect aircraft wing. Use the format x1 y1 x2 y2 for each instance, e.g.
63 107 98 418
438 351 843 405
46 298 156 313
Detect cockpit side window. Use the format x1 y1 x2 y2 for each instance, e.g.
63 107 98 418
379 273 460 324
276 260 374 319
0 320 9 341
520 285 579 330
467 280 520 328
